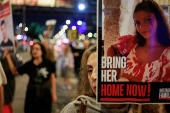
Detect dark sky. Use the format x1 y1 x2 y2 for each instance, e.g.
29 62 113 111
12 10 96 37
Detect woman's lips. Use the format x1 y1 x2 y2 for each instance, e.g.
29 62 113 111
142 31 149 34
94 86 96 90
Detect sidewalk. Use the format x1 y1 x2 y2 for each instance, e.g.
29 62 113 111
52 77 78 113
12 75 78 113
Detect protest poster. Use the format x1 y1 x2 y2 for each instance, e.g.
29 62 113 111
67 29 78 39
97 0 170 103
43 19 57 39
0 0 14 53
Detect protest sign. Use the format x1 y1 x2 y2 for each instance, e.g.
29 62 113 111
97 0 170 103
0 0 14 53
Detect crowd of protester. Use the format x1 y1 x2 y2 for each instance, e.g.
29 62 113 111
0 37 93 113
1 0 170 113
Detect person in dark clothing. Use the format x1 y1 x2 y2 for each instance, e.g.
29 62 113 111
1 49 16 113
4 43 57 113
69 39 90 76
0 20 14 52
0 62 7 113
0 85 3 113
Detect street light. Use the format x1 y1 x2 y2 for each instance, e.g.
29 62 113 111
88 32 93 37
72 26 76 30
66 20 71 25
29 41 34 46
19 23 22 27
77 20 82 25
24 27 28 31
78 4 85 10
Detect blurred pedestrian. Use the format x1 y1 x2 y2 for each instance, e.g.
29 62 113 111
70 39 90 76
42 39 57 77
61 45 74 90
1 39 23 113
77 39 90 71
83 39 90 50
69 41 81 75
1 49 17 113
0 61 7 113
4 42 57 113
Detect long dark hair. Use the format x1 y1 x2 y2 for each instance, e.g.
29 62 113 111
77 45 96 97
134 0 170 46
31 42 46 60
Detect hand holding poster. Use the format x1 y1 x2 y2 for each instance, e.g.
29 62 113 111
97 0 170 103
0 0 14 53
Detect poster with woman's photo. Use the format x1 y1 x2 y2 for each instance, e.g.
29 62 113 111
97 0 170 103
0 0 14 53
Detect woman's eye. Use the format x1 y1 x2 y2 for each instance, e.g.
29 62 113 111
145 18 151 22
87 66 93 75
88 69 93 73
135 22 140 26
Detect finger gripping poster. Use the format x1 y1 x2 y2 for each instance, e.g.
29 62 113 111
97 0 170 103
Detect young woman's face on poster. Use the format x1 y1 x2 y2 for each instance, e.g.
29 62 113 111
87 52 97 95
32 44 43 58
134 11 158 39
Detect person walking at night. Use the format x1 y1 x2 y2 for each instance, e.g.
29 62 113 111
4 42 57 113
70 39 90 76
61 45 74 90
1 48 17 113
